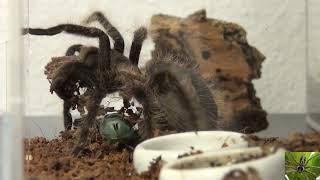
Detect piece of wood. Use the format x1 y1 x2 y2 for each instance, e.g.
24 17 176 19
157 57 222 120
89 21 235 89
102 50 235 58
149 9 268 133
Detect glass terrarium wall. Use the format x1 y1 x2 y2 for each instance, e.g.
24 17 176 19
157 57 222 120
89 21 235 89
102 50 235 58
306 0 320 130
0 42 7 114
1 0 24 179
0 42 8 179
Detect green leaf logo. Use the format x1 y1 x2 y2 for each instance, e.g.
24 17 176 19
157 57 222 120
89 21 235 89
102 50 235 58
285 152 320 180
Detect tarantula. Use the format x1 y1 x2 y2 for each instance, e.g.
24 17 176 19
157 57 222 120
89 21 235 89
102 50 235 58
24 12 219 155
41 12 146 131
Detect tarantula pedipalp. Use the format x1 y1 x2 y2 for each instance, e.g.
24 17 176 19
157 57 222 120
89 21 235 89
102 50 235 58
24 11 219 155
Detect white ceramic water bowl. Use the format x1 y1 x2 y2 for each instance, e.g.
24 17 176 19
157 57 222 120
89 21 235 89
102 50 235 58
133 131 248 173
159 147 285 180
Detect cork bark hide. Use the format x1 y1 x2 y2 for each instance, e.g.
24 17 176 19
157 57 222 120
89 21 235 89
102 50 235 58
149 9 268 133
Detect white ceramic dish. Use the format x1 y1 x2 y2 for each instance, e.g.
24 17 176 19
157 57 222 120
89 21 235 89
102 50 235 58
159 147 285 180
133 131 248 173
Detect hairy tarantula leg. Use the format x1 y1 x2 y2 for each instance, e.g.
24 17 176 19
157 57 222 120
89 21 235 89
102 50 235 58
131 88 154 139
65 44 83 56
66 45 100 69
72 89 106 156
164 73 198 129
49 61 96 131
84 11 124 53
24 24 111 75
129 27 148 66
63 100 73 130
77 46 100 68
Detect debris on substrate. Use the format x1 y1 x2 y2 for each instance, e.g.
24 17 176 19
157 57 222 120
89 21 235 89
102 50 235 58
174 147 271 170
24 131 320 180
177 146 203 159
24 129 161 180
244 132 320 152
24 105 160 180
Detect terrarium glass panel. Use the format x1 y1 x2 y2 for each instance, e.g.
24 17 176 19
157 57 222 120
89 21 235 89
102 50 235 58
306 0 320 131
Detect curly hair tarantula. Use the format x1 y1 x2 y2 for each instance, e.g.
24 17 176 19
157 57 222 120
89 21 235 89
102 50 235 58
24 11 219 155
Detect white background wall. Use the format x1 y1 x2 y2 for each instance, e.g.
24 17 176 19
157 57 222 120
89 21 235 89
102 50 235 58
0 0 319 115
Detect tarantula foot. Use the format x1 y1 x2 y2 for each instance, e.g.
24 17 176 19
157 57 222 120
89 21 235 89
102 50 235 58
72 126 94 156
21 28 29 35
72 145 85 157
64 124 72 131
63 114 73 130
133 27 148 42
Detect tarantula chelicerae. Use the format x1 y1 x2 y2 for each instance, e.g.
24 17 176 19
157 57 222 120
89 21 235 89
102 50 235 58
24 12 219 155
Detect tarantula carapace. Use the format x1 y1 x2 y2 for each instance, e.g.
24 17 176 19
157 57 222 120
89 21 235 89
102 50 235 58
24 11 219 155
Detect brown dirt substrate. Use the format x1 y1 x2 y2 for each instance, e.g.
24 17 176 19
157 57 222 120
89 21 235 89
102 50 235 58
24 129 161 180
24 131 320 180
244 132 320 151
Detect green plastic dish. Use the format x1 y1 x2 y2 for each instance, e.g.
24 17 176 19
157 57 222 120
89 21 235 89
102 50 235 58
98 113 137 144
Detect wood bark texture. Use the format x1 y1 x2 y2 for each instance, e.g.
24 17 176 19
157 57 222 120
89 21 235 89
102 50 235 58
149 9 268 133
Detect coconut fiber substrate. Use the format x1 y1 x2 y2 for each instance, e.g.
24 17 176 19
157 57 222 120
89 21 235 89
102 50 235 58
24 130 320 180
